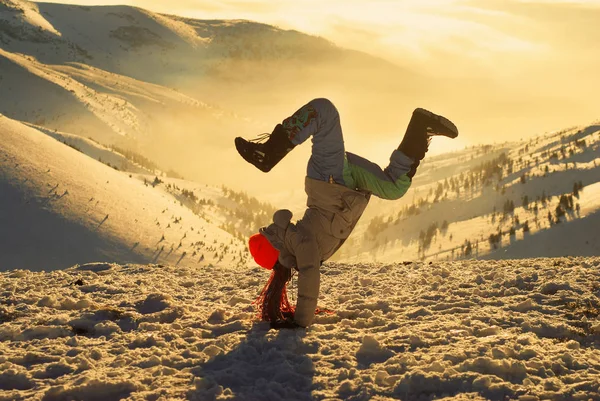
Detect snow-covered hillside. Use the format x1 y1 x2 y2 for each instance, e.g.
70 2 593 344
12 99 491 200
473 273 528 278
1 257 600 400
0 45 230 154
341 124 600 263
0 0 415 124
2 108 598 270
0 114 274 271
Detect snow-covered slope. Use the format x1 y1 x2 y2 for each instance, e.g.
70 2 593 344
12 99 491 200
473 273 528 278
341 123 600 263
1 257 600 400
0 114 248 271
0 48 134 143
24 123 154 175
0 46 223 144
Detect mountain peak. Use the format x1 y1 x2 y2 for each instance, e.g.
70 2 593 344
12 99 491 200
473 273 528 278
1 0 62 38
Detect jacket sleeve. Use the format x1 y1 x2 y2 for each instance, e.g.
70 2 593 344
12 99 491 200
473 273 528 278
286 225 321 327
259 210 296 269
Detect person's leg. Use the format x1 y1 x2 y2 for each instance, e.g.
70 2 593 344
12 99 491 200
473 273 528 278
345 108 458 200
345 150 413 200
282 98 346 184
234 98 345 178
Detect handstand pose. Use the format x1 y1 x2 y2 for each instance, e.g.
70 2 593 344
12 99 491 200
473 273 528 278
235 98 458 328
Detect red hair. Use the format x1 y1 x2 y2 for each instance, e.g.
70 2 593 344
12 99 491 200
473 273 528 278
254 262 295 322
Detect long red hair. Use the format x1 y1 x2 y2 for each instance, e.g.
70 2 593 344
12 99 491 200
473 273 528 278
254 262 295 322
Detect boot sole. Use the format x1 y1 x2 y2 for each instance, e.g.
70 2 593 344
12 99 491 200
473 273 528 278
414 108 459 139
235 137 272 173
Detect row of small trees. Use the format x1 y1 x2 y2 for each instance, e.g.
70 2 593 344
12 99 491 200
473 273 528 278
367 151 513 239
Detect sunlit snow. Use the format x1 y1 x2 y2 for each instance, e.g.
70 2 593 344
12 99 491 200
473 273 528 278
2 258 600 400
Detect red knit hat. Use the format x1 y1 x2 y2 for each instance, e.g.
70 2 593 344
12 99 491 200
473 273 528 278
249 233 279 270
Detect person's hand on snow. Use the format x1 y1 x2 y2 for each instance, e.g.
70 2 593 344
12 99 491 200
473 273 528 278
270 317 303 330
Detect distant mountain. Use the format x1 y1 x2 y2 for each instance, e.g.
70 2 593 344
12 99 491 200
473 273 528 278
0 0 422 190
1 0 403 85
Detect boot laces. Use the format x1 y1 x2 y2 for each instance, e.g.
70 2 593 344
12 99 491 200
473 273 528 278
249 132 271 143
424 133 433 151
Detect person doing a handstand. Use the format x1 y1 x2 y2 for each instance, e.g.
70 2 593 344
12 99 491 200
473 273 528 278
235 98 458 329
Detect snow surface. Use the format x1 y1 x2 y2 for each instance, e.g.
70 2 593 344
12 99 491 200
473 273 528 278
1 257 600 400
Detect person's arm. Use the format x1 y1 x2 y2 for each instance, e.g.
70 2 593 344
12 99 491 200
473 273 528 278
344 150 413 200
285 226 321 327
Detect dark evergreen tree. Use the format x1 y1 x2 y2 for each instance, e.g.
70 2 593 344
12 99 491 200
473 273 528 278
464 240 472 256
